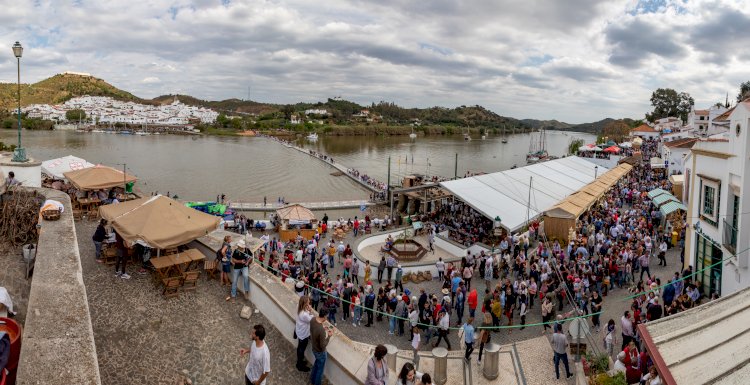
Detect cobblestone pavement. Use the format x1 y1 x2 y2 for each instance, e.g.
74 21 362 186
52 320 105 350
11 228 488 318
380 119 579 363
76 221 310 385
0 246 31 324
293 230 679 376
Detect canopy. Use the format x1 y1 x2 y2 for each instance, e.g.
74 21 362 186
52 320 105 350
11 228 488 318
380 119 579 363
99 195 220 249
441 156 606 232
581 144 602 152
659 201 687 216
603 145 621 153
545 163 633 219
619 141 632 148
647 188 670 199
276 204 316 223
650 157 666 169
605 140 617 146
64 165 137 190
652 193 678 207
42 155 95 179
668 174 684 185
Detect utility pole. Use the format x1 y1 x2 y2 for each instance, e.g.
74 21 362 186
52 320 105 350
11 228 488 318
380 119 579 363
454 153 458 179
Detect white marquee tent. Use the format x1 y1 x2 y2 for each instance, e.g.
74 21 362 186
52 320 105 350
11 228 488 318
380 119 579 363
42 155 95 179
440 156 608 232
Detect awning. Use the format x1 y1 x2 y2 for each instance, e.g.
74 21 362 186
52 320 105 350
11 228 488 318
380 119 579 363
652 194 679 207
659 201 686 216
99 195 220 249
669 174 684 185
276 204 316 222
64 165 137 190
544 163 633 220
647 188 670 199
42 155 95 179
603 145 621 153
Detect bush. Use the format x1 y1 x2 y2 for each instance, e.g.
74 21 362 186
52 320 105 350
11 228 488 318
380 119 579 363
592 372 627 385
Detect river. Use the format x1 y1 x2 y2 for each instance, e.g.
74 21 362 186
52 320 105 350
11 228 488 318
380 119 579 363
0 129 595 203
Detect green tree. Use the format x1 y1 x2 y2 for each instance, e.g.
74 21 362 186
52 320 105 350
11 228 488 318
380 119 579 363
738 80 750 102
215 113 230 128
568 139 584 155
66 109 86 121
281 105 295 120
645 88 694 123
600 120 631 142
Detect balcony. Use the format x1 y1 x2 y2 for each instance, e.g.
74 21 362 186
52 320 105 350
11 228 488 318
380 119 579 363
723 219 738 253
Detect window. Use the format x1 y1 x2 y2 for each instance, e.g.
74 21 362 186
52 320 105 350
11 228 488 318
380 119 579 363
737 123 741 137
703 185 715 216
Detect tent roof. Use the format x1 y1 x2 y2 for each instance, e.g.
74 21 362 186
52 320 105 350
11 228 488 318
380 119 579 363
545 163 633 219
648 188 670 199
275 204 316 221
64 165 137 190
42 155 95 179
669 174 684 185
99 195 220 249
637 286 750 385
650 157 666 169
653 193 679 207
440 156 608 232
659 201 686 216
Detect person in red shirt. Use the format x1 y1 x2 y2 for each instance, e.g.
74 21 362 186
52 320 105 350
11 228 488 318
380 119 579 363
467 288 478 318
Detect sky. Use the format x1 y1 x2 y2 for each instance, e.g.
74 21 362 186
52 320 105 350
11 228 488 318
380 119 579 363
0 0 749 123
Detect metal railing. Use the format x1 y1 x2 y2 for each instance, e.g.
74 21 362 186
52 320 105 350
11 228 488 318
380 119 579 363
723 219 738 253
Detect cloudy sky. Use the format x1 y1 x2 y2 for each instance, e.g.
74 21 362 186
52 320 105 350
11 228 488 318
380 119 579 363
1 0 749 123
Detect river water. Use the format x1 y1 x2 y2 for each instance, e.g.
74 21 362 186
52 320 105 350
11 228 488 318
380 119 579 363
0 129 594 203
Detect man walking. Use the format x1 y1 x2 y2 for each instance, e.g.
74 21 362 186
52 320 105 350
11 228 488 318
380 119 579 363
114 231 130 279
433 309 452 349
241 324 271 385
639 253 651 281
310 308 333 385
621 311 634 350
552 324 573 380
386 255 396 283
229 240 251 301
462 318 475 361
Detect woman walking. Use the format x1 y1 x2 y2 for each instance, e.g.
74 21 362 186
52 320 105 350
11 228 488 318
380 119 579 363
477 312 492 363
295 296 314 372
541 295 554 334
220 235 232 287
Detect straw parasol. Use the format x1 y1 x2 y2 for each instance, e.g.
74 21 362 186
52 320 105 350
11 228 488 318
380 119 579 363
99 195 220 249
64 165 137 190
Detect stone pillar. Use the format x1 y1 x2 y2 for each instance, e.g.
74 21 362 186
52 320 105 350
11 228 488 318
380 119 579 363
384 344 398 372
432 347 448 385
483 343 500 380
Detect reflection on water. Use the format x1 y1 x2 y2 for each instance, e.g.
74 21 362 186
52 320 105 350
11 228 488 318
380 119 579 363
0 129 594 202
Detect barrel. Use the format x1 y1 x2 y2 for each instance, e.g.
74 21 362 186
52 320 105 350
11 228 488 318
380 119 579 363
0 317 22 385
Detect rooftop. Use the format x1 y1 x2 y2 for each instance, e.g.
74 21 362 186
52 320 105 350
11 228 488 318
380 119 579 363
663 137 698 148
638 286 750 385
630 123 657 133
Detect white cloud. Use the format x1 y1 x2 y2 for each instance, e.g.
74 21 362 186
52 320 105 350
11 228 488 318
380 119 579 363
0 0 749 122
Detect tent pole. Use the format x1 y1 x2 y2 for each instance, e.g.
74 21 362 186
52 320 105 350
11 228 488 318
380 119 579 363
526 176 533 230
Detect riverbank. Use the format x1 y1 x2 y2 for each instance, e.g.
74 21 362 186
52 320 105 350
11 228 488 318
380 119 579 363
198 124 535 138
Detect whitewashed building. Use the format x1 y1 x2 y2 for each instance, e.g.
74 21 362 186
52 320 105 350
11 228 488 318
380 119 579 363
661 137 697 175
630 123 660 139
683 99 750 297
687 105 729 137
654 117 682 132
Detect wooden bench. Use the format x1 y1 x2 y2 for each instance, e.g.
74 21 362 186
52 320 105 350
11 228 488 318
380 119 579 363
162 277 182 298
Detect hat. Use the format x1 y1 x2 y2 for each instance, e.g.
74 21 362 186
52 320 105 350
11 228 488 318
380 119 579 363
441 288 449 295
295 280 305 289
340 241 344 244
397 264 402 268
237 240 246 248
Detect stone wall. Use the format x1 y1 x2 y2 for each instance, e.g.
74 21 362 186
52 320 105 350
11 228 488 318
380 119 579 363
15 188 101 385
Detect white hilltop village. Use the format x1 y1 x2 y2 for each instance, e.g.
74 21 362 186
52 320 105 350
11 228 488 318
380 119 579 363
22 95 219 126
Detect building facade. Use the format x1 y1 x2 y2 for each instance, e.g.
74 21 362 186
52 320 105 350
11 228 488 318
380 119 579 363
684 100 750 297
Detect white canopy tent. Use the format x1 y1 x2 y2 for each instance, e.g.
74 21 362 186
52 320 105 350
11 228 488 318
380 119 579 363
440 156 608 232
42 155 95 179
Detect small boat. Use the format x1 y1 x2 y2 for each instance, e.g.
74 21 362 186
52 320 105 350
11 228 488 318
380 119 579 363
409 128 417 139
307 133 318 140
135 131 149 136
501 137 508 143
463 133 471 141
91 129 105 133
481 135 486 140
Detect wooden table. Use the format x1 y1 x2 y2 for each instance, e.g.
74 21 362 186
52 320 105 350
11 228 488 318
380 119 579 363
150 255 177 279
171 249 205 273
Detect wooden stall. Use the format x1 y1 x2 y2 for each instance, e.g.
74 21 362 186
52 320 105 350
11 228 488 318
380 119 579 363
275 204 319 242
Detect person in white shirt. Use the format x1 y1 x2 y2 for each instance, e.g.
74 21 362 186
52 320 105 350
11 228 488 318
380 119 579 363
435 258 445 281
241 324 271 385
295 296 314 372
433 310 451 349
411 326 421 367
658 240 668 266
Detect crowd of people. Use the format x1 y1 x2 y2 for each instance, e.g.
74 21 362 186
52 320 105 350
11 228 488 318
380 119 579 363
347 168 387 192
232 137 705 384
428 201 496 246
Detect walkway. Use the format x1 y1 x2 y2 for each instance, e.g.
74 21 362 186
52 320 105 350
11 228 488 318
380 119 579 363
274 138 386 194
230 200 378 212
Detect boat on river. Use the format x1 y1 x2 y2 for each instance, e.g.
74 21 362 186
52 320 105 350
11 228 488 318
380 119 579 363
463 133 471 141
526 129 549 163
307 133 318 141
409 127 417 139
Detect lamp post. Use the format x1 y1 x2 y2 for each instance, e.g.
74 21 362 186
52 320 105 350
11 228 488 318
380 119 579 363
12 41 27 162
594 165 598 179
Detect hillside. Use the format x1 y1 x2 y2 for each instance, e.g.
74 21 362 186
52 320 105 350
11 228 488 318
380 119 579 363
151 94 279 115
522 117 637 134
0 73 147 110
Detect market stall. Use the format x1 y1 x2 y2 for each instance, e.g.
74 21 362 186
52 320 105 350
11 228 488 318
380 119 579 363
42 155 94 179
274 204 318 242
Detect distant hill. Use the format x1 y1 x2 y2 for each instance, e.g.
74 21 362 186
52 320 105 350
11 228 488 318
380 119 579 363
3 74 629 133
522 117 637 134
0 73 146 110
151 94 279 115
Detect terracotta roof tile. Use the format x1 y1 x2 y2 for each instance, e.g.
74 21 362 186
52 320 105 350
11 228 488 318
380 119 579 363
663 137 698 148
714 107 734 122
630 124 657 133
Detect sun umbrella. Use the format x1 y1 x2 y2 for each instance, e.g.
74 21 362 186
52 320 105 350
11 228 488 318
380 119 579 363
619 142 632 148
603 145 621 153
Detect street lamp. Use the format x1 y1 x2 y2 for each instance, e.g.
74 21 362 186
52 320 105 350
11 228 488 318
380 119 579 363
12 41 27 162
594 165 598 179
